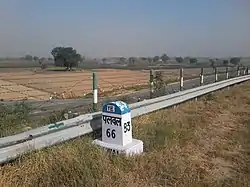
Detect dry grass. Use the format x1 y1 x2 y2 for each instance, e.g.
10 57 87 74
0 81 250 187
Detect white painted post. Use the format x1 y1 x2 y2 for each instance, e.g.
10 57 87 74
243 66 247 76
226 67 229 79
149 69 154 99
200 68 204 86
180 68 183 91
237 66 240 77
93 101 143 156
214 67 218 82
225 67 230 90
92 72 98 112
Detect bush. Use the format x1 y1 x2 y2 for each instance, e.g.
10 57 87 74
0 102 31 137
153 71 166 97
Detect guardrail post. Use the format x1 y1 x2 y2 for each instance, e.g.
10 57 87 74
149 69 154 99
214 67 218 82
246 66 249 75
92 72 98 112
241 66 245 76
180 68 183 91
200 68 204 86
237 66 240 77
226 67 229 79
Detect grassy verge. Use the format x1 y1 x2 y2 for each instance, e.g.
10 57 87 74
0 93 139 137
0 103 72 137
0 103 31 137
0 81 249 186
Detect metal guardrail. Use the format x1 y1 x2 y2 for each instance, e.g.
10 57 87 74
0 74 242 148
0 75 249 164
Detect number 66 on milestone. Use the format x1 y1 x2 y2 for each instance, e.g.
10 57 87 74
105 121 131 139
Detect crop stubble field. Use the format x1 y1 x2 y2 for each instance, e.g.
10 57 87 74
0 68 205 101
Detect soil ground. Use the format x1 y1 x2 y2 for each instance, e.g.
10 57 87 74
0 68 210 101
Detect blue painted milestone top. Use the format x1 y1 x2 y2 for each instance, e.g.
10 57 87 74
102 101 131 115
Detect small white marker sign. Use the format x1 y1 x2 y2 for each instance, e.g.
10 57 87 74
93 100 143 156
102 101 132 146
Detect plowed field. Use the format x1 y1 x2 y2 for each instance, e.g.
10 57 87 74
0 68 204 101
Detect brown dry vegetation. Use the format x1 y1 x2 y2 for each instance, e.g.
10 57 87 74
0 81 249 187
0 69 149 100
0 68 214 101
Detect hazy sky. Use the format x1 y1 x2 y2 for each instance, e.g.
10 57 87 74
0 0 249 58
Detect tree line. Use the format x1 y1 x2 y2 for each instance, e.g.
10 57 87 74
12 46 242 71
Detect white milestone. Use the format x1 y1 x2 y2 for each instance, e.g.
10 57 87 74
92 101 143 156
